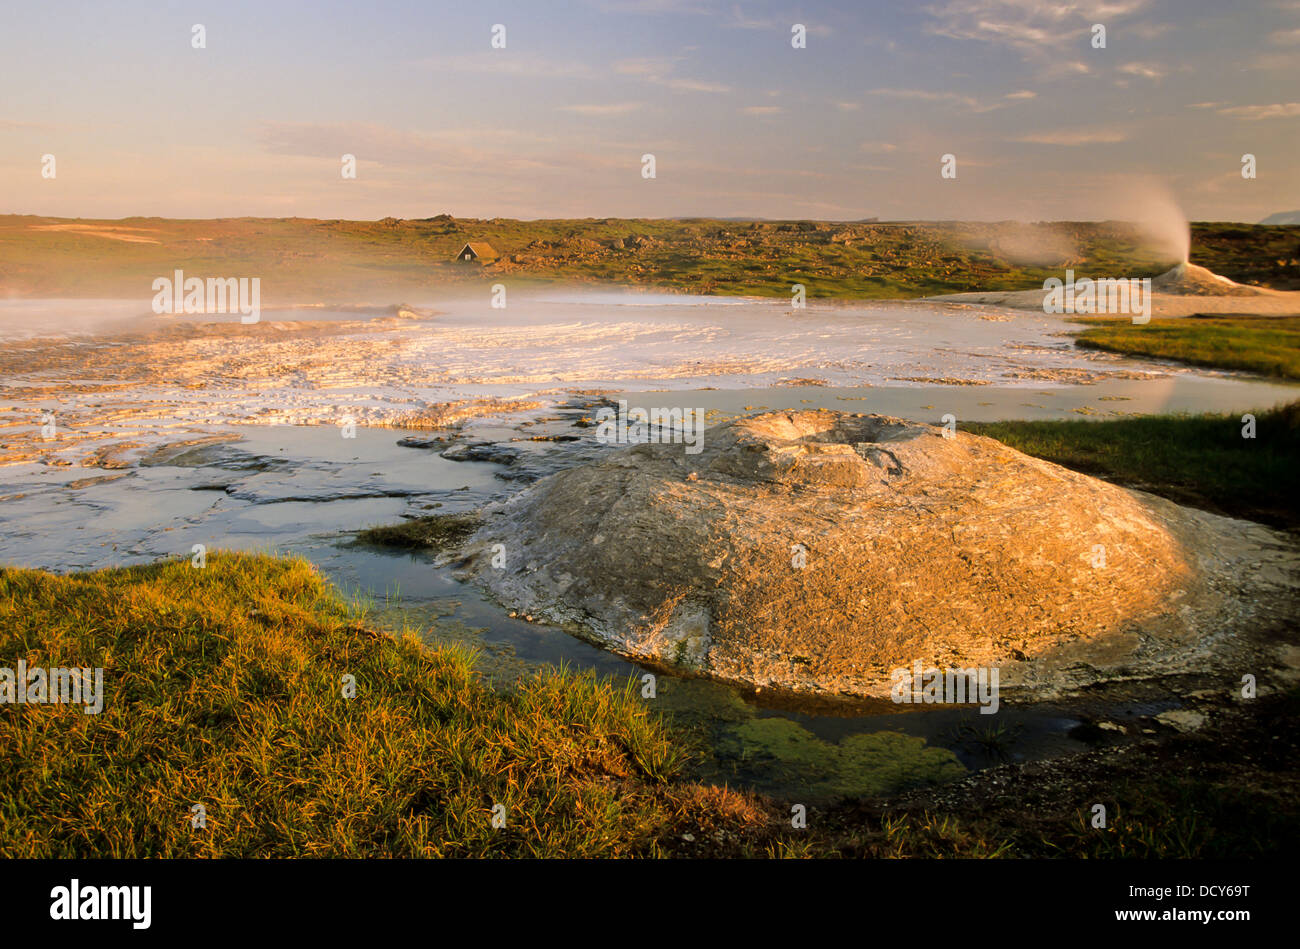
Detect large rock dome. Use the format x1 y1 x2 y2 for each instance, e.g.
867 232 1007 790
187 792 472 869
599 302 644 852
458 410 1294 698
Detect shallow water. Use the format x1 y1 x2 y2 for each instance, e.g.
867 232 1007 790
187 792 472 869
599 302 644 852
6 293 1295 475
6 291 1274 392
380 294 1160 388
621 375 1299 425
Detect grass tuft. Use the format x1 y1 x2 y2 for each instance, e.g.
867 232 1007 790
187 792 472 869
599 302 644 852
353 514 479 551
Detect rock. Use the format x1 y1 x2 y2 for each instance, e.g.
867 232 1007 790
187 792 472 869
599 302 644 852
440 442 521 465
1155 709 1207 732
458 410 1298 698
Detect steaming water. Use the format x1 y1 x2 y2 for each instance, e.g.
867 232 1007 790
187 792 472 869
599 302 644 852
0 291 1291 798
1118 179 1191 265
0 299 404 341
0 299 153 340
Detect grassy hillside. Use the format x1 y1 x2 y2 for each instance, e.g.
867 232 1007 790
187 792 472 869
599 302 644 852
0 552 767 857
2 214 1295 301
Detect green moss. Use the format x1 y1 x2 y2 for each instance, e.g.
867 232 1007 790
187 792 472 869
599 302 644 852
717 718 966 799
354 514 479 550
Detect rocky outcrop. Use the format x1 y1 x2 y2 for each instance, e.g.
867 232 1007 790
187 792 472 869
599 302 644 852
457 410 1298 699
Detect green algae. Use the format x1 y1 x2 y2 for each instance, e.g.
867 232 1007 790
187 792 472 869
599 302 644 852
716 717 967 799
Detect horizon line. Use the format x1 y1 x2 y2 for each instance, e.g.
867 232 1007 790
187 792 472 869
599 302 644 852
4 212 1294 226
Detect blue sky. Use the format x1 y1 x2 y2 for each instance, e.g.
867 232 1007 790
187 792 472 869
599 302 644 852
2 0 1297 221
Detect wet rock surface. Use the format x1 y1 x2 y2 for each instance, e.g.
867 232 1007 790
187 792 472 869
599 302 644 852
400 396 618 483
458 409 1299 699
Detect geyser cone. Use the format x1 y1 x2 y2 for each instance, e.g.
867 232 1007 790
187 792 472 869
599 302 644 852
1150 262 1258 296
457 410 1286 699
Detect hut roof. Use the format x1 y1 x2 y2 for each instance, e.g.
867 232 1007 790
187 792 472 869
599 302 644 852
460 242 499 259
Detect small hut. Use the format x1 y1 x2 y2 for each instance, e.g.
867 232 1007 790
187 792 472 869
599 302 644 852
456 242 499 263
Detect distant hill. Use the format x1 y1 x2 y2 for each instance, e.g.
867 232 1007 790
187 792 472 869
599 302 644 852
1 215 1295 299
680 216 882 223
1260 211 1300 225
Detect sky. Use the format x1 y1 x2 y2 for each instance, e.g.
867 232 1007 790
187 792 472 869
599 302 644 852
1 0 1297 222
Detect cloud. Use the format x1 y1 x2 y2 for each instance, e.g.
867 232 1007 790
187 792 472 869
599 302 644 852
724 5 831 35
1127 21 1175 39
922 0 1149 83
663 78 732 93
1269 27 1300 44
613 57 677 75
1005 90 1037 99
558 103 645 115
923 0 1150 52
867 88 962 101
587 0 713 12
1250 50 1300 71
859 142 898 153
1118 61 1167 79
1048 61 1092 76
253 121 589 176
1016 127 1130 145
1217 102 1300 119
864 87 1000 112
610 55 729 93
417 53 594 79
834 101 861 111
726 5 779 30
741 105 783 115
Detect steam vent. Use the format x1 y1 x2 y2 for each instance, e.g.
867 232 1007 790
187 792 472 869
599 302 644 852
460 410 1296 699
